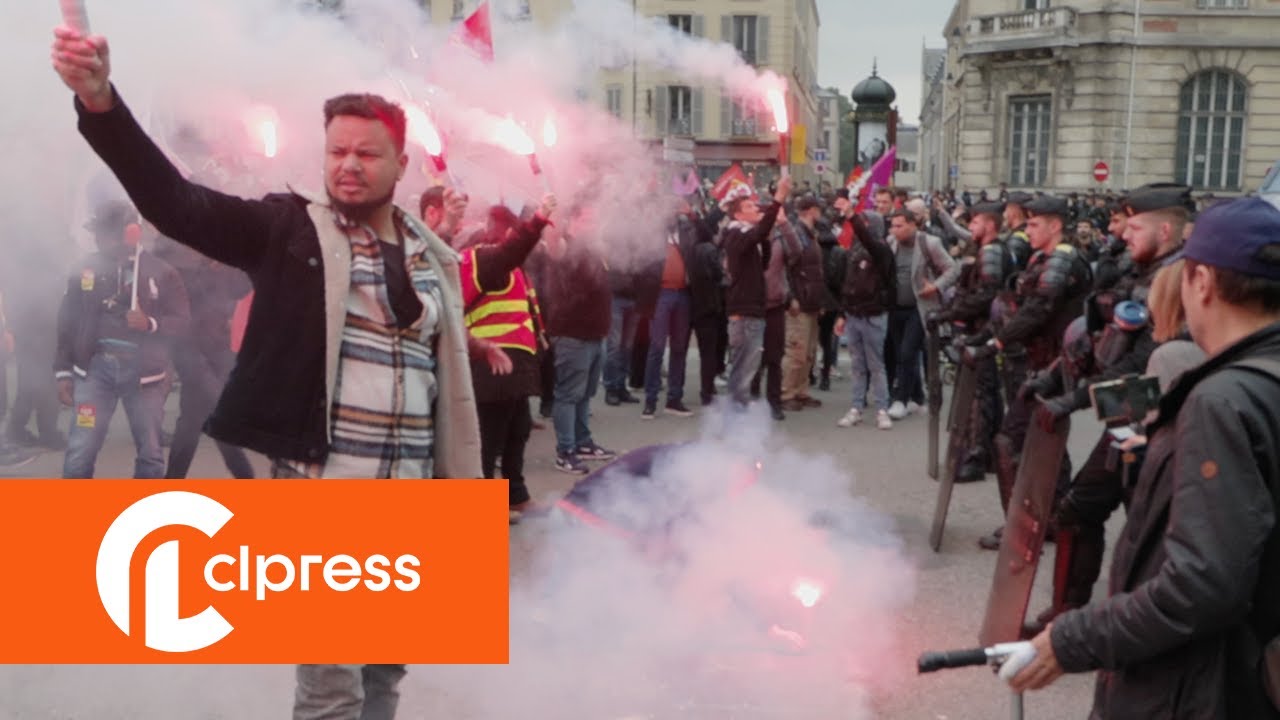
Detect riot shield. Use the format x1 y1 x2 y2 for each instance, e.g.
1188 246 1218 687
978 414 1070 646
925 328 943 480
929 354 978 552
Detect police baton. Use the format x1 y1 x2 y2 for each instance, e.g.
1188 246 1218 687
918 642 1032 720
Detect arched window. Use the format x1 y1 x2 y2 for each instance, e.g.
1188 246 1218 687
1175 70 1247 191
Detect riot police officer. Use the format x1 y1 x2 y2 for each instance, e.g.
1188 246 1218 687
964 195 1092 550
1002 191 1035 270
928 201 1015 481
1091 199 1133 291
1022 183 1195 633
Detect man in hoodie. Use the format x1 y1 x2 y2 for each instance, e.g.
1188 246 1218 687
721 176 792 410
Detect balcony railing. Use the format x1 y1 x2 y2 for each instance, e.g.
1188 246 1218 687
668 117 693 136
967 6 1076 40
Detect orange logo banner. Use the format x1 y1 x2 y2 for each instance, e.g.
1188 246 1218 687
0 479 509 663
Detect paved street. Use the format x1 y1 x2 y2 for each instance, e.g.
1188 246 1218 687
0 360 1114 719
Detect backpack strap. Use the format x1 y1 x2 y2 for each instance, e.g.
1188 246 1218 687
1231 358 1280 384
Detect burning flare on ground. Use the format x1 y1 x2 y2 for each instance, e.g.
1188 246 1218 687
791 578 823 608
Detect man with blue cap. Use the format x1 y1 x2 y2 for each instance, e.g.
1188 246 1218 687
1007 196 1280 719
1022 183 1195 635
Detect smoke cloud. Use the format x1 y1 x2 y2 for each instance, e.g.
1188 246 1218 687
0 407 918 718
425 406 918 719
4 0 789 276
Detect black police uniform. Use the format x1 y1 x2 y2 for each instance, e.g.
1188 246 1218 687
932 201 1016 480
1025 184 1196 631
967 195 1092 548
1091 200 1134 293
1002 191 1035 270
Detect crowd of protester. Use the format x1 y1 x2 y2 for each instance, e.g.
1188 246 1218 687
25 21 1280 716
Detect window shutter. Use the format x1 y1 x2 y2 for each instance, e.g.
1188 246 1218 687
692 14 704 38
757 16 770 66
721 94 731 137
693 88 705 136
653 85 668 136
721 15 731 43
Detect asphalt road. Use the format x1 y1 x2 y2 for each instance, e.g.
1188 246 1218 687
0 358 1117 720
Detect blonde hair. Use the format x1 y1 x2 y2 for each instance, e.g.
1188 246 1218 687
1149 259 1186 343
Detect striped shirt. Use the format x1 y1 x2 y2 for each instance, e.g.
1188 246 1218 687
285 209 444 479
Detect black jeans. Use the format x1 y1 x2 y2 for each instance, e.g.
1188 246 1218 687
478 397 533 506
165 343 256 479
692 313 722 403
968 354 1004 465
817 310 839 378
888 307 925 405
629 313 651 390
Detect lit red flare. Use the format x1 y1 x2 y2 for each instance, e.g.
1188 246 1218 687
60 0 91 34
765 85 789 135
542 115 558 148
243 106 280 159
403 104 444 157
491 116 535 156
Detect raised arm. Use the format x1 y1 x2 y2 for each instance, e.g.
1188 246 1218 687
52 28 284 274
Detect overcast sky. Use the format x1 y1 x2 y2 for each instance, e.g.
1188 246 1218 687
816 0 956 124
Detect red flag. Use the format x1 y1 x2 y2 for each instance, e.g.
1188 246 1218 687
711 163 755 205
844 166 862 190
451 1 494 63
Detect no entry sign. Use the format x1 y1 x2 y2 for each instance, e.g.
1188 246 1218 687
1093 161 1110 183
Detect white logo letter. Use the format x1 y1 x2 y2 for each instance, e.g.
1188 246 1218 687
96 491 235 652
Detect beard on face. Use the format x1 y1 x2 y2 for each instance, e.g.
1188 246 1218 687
327 186 396 223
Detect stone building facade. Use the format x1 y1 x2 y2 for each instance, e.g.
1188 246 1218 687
422 0 823 186
935 0 1280 195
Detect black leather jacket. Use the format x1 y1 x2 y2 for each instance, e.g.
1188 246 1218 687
54 249 189 384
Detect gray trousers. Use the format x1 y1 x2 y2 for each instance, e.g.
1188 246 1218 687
293 664 407 720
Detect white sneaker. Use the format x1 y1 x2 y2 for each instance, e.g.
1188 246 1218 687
906 401 923 415
877 410 893 430
837 407 862 427
888 400 907 420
